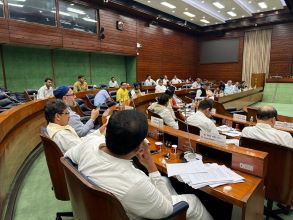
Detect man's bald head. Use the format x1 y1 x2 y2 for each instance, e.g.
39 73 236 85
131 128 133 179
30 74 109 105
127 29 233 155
256 106 277 121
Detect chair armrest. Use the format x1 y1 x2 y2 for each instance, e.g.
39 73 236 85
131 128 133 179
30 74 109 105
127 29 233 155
157 201 189 220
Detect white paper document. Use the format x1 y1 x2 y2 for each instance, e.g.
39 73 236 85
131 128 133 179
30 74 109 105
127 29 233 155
166 160 207 177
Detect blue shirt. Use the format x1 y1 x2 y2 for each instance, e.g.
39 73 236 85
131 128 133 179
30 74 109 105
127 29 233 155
94 89 110 107
224 84 234 94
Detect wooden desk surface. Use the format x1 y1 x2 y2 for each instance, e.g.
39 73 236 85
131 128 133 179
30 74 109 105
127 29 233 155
147 138 263 208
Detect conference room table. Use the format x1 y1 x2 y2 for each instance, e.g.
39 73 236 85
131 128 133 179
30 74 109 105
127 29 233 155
147 121 267 220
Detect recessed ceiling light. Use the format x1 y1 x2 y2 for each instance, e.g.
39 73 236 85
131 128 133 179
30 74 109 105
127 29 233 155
260 13 264 16
227 11 237 17
272 7 276 10
183 11 195 17
185 7 188 10
248 1 252 4
160 2 176 9
172 10 175 13
242 15 245 18
217 10 221 13
202 16 205 19
228 17 231 20
257 9 260 12
70 3 74 6
190 18 194 21
201 1 205 3
200 19 210 23
215 22 218 24
258 2 267 9
213 2 225 9
232 8 235 10
147 1 151 3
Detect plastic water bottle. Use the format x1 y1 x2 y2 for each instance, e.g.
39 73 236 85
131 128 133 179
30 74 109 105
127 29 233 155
33 93 36 101
249 116 254 125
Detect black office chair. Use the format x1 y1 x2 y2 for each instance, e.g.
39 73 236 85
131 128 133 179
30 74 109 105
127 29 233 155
61 157 189 220
24 89 38 101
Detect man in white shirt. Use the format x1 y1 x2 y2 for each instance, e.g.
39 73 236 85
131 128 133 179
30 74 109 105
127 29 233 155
241 106 293 148
144 74 156 86
224 80 234 94
37 77 54 99
171 75 182 84
148 94 178 129
163 75 169 85
109 77 119 88
191 78 202 89
44 100 105 153
155 79 167 93
187 99 219 134
65 110 212 220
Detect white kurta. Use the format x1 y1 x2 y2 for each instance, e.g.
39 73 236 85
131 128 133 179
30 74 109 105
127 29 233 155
65 137 212 220
241 123 293 148
155 85 167 93
47 123 102 153
144 79 156 86
186 111 219 134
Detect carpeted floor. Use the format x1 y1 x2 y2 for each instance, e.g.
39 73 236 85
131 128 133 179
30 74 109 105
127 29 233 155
13 152 73 220
13 151 292 220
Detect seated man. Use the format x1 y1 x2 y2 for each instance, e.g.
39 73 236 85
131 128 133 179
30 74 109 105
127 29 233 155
44 100 105 153
116 82 130 104
130 82 142 99
144 74 156 86
241 106 293 148
94 85 113 107
224 80 234 94
65 110 212 220
54 85 100 137
73 75 88 93
109 77 119 88
37 77 54 99
186 99 219 134
171 75 182 84
155 79 167 93
191 78 202 89
148 94 178 129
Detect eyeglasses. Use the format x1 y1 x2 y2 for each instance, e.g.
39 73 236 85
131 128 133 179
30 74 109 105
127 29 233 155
59 112 70 115
65 94 75 97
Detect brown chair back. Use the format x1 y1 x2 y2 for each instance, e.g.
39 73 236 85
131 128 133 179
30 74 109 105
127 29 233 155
214 101 232 117
239 137 293 205
40 131 70 201
60 157 129 220
178 119 200 135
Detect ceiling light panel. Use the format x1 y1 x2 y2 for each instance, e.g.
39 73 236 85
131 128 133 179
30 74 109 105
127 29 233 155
213 2 225 9
160 2 176 9
227 11 236 17
135 0 224 26
258 2 267 9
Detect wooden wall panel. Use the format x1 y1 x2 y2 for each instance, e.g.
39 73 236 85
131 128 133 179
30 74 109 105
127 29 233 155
136 20 197 82
99 9 137 55
196 32 244 82
0 19 9 43
269 23 293 77
62 29 101 51
8 20 62 47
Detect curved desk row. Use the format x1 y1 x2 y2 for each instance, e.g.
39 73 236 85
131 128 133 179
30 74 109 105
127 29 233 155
0 99 48 216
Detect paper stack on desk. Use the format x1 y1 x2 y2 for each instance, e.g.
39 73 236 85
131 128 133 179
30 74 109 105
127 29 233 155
166 161 244 189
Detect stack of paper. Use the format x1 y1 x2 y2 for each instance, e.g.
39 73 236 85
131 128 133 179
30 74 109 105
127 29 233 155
166 161 244 189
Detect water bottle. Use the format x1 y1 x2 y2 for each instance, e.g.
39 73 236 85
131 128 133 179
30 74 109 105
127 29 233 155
249 116 254 126
33 93 36 101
